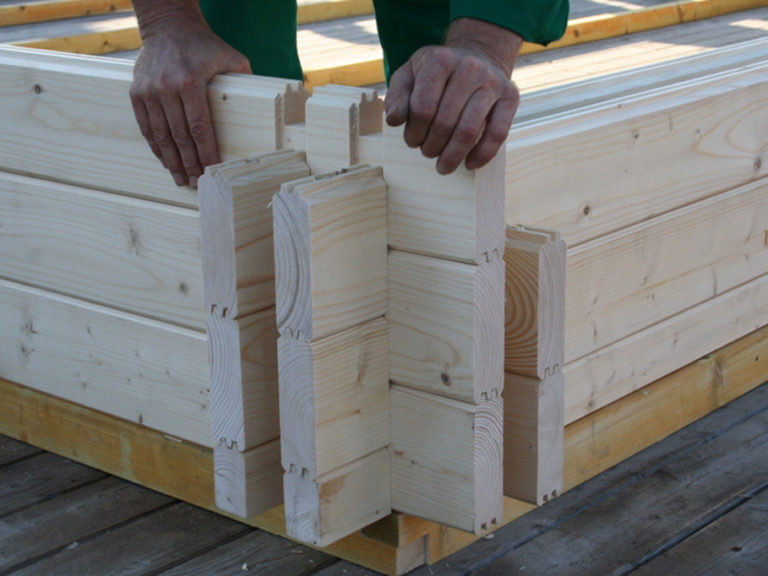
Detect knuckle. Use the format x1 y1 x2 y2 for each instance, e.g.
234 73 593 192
187 119 209 141
169 126 191 144
454 125 480 147
152 128 174 147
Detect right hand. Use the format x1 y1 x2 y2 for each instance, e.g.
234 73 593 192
130 17 252 188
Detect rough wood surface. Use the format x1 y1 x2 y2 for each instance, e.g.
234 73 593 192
504 227 565 378
388 251 504 404
0 170 205 330
564 271 768 424
506 61 768 246
0 46 306 207
390 385 503 534
564 177 768 364
0 278 211 447
273 165 387 341
503 371 564 505
0 477 171 571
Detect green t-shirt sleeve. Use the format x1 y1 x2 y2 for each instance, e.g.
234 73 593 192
451 0 569 45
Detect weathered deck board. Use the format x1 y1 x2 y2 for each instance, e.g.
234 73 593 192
0 435 40 466
0 452 106 516
0 478 171 571
156 531 334 576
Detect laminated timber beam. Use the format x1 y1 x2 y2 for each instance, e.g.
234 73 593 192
2 326 766 575
273 166 390 546
199 151 311 517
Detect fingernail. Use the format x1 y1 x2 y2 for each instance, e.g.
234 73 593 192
172 173 186 186
189 176 199 189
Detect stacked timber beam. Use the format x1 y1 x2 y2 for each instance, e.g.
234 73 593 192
1 37 768 575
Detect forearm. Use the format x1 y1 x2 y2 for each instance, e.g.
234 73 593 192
445 18 523 78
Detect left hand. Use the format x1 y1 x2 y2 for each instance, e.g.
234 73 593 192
385 18 522 175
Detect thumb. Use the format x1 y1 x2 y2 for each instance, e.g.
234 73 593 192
385 61 415 127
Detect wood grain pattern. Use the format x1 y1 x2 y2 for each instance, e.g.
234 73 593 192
390 385 503 534
273 165 387 341
388 250 504 404
0 170 205 330
564 271 768 425
213 439 283 518
506 62 768 246
278 318 389 478
0 278 211 447
504 226 566 378
564 177 768 363
381 123 506 264
503 371 564 505
0 46 305 207
305 85 383 173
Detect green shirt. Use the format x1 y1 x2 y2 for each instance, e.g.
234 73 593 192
200 0 569 81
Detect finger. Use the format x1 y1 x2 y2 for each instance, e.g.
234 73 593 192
160 90 205 188
143 97 187 186
419 62 489 160
435 88 496 175
403 50 454 148
130 91 165 168
180 86 219 187
385 62 415 127
465 91 518 171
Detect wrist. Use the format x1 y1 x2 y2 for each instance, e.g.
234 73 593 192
445 18 522 77
132 0 208 40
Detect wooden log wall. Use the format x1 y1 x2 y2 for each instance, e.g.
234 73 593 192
1 38 768 573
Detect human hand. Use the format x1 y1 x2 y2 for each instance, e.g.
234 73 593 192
129 8 251 188
384 18 522 175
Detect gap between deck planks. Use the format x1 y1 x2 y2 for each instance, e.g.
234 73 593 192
1 325 766 575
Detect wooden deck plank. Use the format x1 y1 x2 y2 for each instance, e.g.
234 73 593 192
632 483 768 575
0 435 40 466
401 381 768 576
472 401 768 575
155 530 335 576
0 452 106 516
0 477 171 571
4 503 249 576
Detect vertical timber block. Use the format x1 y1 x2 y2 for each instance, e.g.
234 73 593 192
504 226 566 378
200 151 310 518
388 250 504 403
382 123 506 264
305 85 384 174
390 385 504 534
213 438 283 518
503 371 564 505
273 166 390 545
273 166 388 340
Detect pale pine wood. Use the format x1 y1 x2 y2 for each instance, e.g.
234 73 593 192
283 449 390 547
305 85 384 173
380 124 506 264
564 271 768 425
273 165 387 341
206 309 279 451
0 46 306 207
504 226 566 378
0 278 211 447
200 151 310 320
388 250 504 404
564 177 768 364
503 371 564 505
390 385 503 534
516 37 768 123
0 170 205 330
277 318 389 478
506 62 768 246
213 439 283 518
